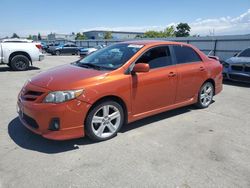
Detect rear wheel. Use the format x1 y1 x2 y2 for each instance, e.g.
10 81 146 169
85 100 124 141
196 82 214 108
10 55 30 71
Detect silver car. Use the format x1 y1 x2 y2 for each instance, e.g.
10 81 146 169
223 48 250 83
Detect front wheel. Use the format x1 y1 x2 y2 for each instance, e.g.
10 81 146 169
85 101 124 141
196 82 214 108
55 50 60 56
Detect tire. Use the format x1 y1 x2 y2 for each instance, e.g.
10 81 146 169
10 55 30 71
85 100 124 141
55 50 60 56
196 82 214 109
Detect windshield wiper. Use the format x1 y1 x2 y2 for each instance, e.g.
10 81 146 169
77 63 103 70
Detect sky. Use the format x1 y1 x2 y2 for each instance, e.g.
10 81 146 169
0 0 249 37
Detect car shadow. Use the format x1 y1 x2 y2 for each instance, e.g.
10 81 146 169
223 80 250 88
8 105 201 154
0 66 40 72
120 105 196 133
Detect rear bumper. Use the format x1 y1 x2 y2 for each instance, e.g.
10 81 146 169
39 54 45 61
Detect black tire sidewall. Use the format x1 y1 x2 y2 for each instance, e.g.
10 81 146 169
85 100 124 141
197 82 214 109
10 55 29 71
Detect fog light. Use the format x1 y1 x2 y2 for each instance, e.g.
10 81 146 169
49 118 60 131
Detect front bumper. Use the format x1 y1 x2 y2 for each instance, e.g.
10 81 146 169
223 70 250 83
17 83 91 140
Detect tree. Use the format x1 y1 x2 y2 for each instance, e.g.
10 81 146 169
11 33 19 38
104 31 112 39
38 33 41 40
75 32 87 40
163 26 175 37
174 23 191 37
143 26 176 38
27 35 32 40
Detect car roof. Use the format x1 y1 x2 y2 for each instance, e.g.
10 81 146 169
121 40 187 46
2 38 33 43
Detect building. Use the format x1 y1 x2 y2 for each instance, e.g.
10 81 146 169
83 30 144 40
47 33 76 41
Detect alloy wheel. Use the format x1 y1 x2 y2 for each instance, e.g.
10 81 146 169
91 105 121 138
200 82 214 107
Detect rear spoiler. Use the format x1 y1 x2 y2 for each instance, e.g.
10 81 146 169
208 55 219 61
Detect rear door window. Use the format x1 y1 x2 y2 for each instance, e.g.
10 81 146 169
173 45 202 64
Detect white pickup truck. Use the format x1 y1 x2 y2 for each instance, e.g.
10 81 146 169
0 38 45 71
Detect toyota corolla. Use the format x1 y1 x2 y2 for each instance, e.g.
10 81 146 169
17 41 223 141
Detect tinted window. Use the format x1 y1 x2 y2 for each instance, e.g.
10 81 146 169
173 45 201 64
238 48 250 57
71 44 77 47
136 46 172 69
64 44 70 47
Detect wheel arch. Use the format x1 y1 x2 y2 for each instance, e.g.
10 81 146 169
85 95 128 125
9 51 32 65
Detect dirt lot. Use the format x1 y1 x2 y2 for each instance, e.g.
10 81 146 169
0 55 250 188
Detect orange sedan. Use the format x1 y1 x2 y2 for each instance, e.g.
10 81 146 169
17 41 223 141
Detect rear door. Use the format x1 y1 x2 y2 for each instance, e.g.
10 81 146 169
61 44 70 54
131 45 177 115
172 45 207 103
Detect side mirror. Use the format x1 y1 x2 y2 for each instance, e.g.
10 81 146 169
132 63 149 73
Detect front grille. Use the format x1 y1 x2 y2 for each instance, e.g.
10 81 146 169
23 113 39 129
231 65 243 71
245 66 250 72
22 90 44 101
229 74 250 83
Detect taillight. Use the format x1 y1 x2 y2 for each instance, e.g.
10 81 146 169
35 44 42 49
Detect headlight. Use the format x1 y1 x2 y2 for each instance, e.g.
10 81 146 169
43 89 83 103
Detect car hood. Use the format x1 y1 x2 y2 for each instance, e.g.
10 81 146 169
30 64 109 91
226 57 250 64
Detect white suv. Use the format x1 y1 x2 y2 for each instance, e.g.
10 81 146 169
0 38 45 71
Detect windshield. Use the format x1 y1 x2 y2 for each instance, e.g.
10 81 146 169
77 43 144 70
238 48 250 57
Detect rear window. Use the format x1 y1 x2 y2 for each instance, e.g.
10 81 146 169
173 45 202 64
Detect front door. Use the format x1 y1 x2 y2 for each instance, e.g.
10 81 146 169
131 46 177 116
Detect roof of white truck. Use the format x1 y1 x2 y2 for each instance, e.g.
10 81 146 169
1 38 33 43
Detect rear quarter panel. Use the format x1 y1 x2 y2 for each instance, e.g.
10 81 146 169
204 59 223 95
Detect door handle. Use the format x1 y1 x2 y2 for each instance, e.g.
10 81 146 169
199 66 205 71
168 72 176 77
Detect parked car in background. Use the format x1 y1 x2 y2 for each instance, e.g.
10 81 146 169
80 44 106 58
17 41 223 141
222 47 250 83
0 38 44 71
47 43 82 55
44 43 60 53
